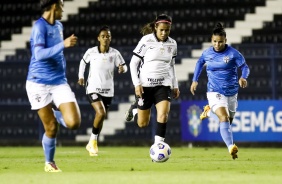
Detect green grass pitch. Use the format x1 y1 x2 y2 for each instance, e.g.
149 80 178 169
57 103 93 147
0 146 281 184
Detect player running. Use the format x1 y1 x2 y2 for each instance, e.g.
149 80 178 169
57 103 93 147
125 14 180 144
190 23 250 159
26 0 81 172
78 25 128 156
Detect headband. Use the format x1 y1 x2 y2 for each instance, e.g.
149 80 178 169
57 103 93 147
155 20 172 25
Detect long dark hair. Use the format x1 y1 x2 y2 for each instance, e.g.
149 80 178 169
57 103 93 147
140 14 172 36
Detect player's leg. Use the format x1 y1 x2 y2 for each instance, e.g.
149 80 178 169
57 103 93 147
52 106 67 128
227 94 239 159
26 81 62 172
208 92 237 159
86 94 110 156
52 84 81 130
200 104 211 120
228 94 238 125
134 87 154 127
86 100 104 156
155 100 170 143
153 86 171 143
125 96 138 121
135 108 151 127
38 104 62 172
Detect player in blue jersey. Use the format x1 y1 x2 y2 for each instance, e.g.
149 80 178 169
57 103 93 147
26 0 81 172
190 23 250 159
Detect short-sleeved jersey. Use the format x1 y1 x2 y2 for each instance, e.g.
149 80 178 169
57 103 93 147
78 46 126 97
133 33 177 87
27 17 66 85
193 45 246 96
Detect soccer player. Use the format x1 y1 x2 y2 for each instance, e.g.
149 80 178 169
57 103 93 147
125 14 180 145
77 26 128 156
190 23 250 159
26 0 81 172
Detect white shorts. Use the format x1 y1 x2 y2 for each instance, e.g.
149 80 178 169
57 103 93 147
206 92 238 117
26 81 77 110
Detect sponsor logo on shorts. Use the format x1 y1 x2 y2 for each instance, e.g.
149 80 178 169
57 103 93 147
35 94 41 102
138 98 144 106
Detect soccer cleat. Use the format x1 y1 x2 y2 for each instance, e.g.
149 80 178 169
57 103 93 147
200 105 211 120
125 100 137 121
86 140 98 156
229 144 238 160
44 162 62 172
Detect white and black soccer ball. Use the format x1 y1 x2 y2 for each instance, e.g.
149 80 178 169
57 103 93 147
149 142 171 162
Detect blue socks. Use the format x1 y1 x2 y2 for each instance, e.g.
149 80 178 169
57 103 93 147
53 109 67 128
220 122 233 148
209 111 219 121
42 134 56 163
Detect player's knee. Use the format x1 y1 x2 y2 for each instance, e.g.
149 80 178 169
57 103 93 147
218 115 230 122
44 120 58 137
95 111 106 120
157 113 168 123
138 120 149 128
65 117 81 130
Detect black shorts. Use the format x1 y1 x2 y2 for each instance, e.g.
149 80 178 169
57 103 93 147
138 86 171 110
87 93 113 110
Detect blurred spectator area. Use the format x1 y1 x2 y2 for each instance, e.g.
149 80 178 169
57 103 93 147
0 0 281 144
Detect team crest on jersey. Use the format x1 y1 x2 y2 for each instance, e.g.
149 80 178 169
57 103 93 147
187 105 202 137
167 47 172 53
223 56 230 63
109 56 113 63
160 48 165 54
216 93 221 100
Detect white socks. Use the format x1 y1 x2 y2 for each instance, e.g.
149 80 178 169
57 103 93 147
90 133 98 141
154 135 165 143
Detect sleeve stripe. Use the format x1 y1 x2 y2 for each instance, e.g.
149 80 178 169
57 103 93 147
133 52 143 59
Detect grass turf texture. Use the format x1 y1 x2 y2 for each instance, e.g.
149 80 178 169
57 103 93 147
0 146 281 184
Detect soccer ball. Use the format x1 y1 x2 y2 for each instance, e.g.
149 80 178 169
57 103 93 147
149 142 171 162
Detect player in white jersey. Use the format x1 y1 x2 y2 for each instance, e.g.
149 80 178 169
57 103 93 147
26 0 81 172
78 26 128 156
190 23 250 159
125 14 180 145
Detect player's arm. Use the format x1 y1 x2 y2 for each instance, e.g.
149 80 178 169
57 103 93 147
130 54 143 97
236 52 250 88
130 54 141 86
169 56 180 99
77 52 89 86
118 64 128 73
34 41 64 61
190 56 205 95
116 51 128 73
239 63 250 88
32 23 76 61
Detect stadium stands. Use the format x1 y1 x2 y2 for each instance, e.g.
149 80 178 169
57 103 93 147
0 0 281 144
